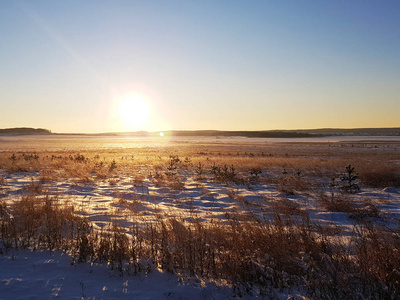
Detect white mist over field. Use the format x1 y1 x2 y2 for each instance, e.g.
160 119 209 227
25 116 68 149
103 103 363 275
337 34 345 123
1 136 399 299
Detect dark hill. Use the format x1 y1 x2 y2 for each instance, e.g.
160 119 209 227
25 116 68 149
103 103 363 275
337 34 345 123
0 127 52 135
163 130 317 138
299 127 400 136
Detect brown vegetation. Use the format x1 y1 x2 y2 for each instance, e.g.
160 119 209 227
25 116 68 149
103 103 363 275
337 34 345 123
1 140 400 298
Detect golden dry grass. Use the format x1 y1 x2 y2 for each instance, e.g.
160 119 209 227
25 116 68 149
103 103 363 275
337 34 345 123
1 139 400 298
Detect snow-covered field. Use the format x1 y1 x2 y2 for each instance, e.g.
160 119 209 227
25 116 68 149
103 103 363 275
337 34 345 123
1 249 259 300
1 136 399 299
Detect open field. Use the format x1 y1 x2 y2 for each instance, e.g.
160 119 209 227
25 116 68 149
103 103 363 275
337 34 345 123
1 135 400 299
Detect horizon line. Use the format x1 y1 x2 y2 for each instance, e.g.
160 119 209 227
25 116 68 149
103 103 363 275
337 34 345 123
1 126 400 135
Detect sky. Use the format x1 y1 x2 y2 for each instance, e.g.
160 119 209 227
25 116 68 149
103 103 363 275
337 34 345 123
1 0 399 133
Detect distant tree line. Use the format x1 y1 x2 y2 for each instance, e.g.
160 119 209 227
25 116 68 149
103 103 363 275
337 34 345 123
0 127 52 135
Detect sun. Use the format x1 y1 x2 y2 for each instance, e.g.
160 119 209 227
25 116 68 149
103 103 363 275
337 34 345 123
118 96 149 130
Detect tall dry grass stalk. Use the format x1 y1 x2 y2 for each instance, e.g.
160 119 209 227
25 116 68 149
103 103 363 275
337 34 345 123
1 193 399 298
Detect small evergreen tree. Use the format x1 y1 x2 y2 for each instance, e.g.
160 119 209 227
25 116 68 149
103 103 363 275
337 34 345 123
341 164 360 193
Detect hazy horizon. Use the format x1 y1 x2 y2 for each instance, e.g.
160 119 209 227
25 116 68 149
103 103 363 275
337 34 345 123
1 1 399 133
2 125 400 136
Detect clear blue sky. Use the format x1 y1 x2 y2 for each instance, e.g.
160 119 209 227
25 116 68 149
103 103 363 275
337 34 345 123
1 0 399 133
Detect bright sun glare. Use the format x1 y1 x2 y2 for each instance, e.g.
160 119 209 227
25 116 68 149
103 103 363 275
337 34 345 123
118 96 149 130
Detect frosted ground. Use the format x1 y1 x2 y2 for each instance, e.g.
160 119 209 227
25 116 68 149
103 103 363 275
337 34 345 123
1 135 399 299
